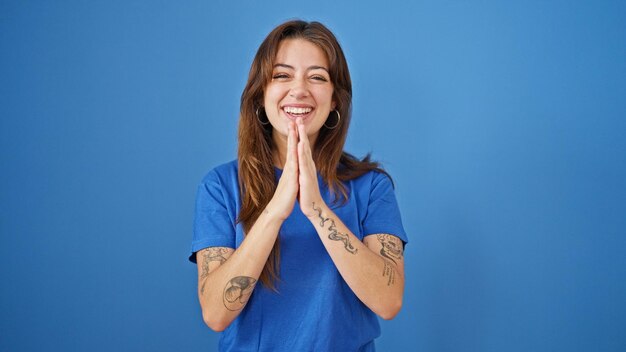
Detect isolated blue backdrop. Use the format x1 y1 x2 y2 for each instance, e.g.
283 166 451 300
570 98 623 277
1 1 625 351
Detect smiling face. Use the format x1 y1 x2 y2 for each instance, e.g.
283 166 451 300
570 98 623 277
264 38 335 146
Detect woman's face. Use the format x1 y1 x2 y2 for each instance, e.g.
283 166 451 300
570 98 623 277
264 38 335 143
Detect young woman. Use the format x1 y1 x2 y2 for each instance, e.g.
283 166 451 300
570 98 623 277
190 20 407 351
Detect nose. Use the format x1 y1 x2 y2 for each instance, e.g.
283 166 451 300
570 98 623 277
289 78 309 99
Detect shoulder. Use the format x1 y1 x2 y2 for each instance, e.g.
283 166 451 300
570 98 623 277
197 160 240 200
349 169 394 191
193 160 241 225
200 159 239 185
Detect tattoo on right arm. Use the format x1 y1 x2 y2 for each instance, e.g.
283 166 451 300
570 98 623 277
199 247 229 295
223 276 257 311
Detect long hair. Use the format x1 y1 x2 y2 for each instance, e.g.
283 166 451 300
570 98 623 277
238 20 388 290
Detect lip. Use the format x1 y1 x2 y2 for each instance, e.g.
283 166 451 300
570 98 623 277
281 104 315 121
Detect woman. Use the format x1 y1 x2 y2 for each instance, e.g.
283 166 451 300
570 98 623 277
190 20 407 351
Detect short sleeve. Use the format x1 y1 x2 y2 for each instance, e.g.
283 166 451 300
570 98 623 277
189 171 236 263
361 172 408 245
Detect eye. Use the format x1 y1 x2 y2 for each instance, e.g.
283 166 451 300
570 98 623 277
311 75 328 82
272 73 289 80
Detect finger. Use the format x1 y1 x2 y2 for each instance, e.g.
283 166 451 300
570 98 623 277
299 121 316 167
299 145 316 183
296 117 308 147
295 118 310 160
285 121 298 168
298 140 312 183
297 136 304 164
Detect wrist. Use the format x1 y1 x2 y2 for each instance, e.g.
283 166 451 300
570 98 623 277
263 202 288 224
306 199 328 220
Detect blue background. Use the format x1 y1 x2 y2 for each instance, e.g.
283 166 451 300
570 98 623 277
1 1 625 351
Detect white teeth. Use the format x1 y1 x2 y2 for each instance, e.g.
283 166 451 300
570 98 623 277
283 106 312 114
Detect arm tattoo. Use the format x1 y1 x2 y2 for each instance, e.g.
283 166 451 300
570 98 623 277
312 202 358 254
199 248 229 295
223 276 257 311
382 260 396 286
376 234 403 265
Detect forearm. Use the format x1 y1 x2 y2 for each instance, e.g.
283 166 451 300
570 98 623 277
199 209 283 331
308 202 404 319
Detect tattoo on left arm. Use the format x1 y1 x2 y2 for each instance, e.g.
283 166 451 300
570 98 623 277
382 259 396 286
312 202 358 254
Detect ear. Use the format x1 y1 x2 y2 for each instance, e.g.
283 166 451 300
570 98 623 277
331 100 337 111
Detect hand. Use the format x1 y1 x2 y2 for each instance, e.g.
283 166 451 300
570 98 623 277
266 121 299 221
295 117 325 218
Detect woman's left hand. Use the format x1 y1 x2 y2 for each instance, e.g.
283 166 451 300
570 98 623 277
296 117 325 218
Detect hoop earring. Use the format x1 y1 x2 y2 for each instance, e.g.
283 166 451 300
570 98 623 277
324 110 341 129
256 107 270 126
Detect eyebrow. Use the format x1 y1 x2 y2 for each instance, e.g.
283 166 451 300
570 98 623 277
273 63 329 73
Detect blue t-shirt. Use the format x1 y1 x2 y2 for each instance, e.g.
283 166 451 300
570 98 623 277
190 160 407 352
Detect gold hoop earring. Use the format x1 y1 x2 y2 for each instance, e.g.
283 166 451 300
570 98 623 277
256 107 270 126
324 110 341 129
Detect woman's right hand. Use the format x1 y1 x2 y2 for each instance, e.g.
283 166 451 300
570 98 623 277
198 123 298 329
265 121 299 221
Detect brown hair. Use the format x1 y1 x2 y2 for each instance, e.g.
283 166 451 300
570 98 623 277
238 20 389 290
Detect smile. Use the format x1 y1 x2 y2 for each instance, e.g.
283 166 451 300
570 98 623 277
282 106 314 120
